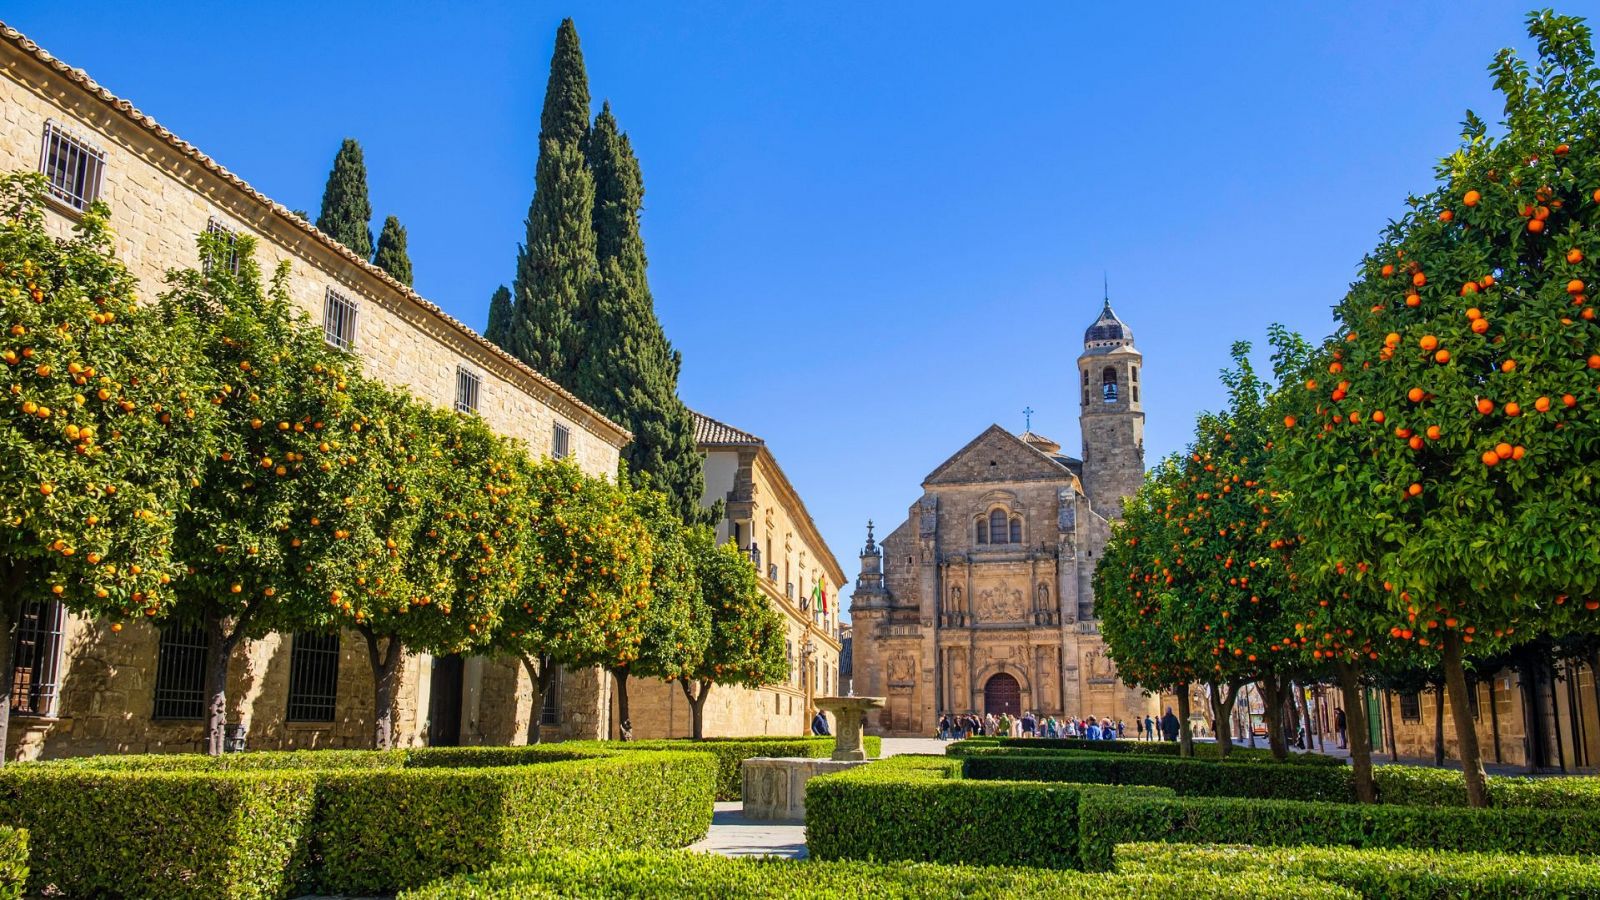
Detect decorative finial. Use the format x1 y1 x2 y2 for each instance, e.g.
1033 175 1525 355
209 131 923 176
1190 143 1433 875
1023 406 1034 431
863 519 877 553
1103 272 1109 303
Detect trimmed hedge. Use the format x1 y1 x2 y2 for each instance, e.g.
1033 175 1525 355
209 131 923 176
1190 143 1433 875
315 749 714 894
963 752 1355 802
1373 764 1600 809
947 737 1345 766
805 755 1171 870
0 827 25 900
398 848 1355 899
578 736 881 800
0 767 318 900
4 745 717 897
1118 842 1600 899
1077 791 1600 870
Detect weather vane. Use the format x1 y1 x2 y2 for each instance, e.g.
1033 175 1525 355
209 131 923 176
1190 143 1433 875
1023 406 1034 431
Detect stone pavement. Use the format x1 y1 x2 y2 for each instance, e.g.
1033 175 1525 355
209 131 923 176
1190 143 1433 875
688 737 947 860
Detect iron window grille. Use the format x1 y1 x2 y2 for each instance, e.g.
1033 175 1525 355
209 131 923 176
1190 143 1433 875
39 121 105 212
152 624 210 720
202 218 241 276
10 600 65 717
551 423 570 460
454 366 481 414
540 666 562 726
323 288 358 351
285 632 340 723
1398 691 1422 724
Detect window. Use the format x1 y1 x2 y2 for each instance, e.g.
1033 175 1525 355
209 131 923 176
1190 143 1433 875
39 121 105 212
323 288 358 350
1132 366 1139 383
1010 516 1022 544
1398 691 1422 723
285 632 340 722
203 218 240 276
454 366 480 414
1081 369 1088 386
989 510 1008 544
1102 367 1119 403
10 600 64 717
1133 386 1140 403
551 423 570 460
540 666 562 725
152 624 210 720
976 516 989 544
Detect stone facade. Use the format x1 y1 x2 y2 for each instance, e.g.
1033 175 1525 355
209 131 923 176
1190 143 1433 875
618 412 846 738
850 302 1153 736
0 25 626 758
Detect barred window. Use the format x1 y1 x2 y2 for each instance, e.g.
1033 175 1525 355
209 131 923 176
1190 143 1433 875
285 632 340 723
540 666 562 726
323 288 358 350
152 624 209 720
1398 691 1422 724
39 121 105 212
10 600 64 717
551 423 570 460
454 366 480 414
203 218 241 276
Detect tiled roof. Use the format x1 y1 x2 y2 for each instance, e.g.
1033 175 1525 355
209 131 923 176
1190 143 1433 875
0 21 628 444
692 410 764 446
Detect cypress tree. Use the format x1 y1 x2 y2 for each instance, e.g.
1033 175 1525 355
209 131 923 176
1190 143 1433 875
575 104 706 523
316 139 373 258
509 18 596 380
373 215 413 286
485 285 514 348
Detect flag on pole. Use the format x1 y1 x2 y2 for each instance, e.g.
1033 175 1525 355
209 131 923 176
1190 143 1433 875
811 581 825 615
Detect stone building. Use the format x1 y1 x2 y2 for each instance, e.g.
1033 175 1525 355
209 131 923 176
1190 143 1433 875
0 23 630 758
850 301 1154 736
619 411 845 738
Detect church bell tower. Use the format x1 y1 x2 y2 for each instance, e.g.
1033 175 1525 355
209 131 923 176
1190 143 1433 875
1077 298 1145 519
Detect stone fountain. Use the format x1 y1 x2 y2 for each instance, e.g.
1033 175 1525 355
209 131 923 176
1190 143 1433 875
740 696 885 822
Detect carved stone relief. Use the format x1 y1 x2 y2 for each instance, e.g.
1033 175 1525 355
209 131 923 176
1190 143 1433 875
976 580 1026 622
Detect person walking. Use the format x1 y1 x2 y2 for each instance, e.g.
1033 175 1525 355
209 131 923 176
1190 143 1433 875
1160 707 1180 742
811 709 830 736
1335 706 1348 749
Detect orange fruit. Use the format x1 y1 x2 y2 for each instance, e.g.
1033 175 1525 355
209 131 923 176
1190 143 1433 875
1426 425 1441 440
1556 144 1570 156
1564 393 1578 407
1408 435 1424 451
1435 349 1451 364
1409 387 1425 403
1476 398 1495 415
1501 360 1516 373
1495 442 1513 460
1384 332 1400 346
1283 415 1297 429
1464 189 1481 206
1590 355 1600 369
1482 450 1500 466
1381 264 1394 277
1413 272 1427 287
1569 248 1585 264
1372 410 1386 423
1471 318 1489 334
1530 219 1547 234
1570 279 1587 295
1535 396 1551 412
1505 401 1521 417
1405 293 1421 308
1407 483 1423 496
1512 445 1526 460
1439 209 1454 222
1419 335 1438 351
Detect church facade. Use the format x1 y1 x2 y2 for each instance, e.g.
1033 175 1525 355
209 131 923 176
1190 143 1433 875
850 301 1154 735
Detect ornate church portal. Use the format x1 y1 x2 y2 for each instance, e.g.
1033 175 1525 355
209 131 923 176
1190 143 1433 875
851 300 1156 735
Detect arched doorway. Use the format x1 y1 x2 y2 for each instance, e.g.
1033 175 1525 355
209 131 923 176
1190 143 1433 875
984 672 1021 716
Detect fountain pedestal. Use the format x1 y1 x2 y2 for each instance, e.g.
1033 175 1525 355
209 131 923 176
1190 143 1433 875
739 696 886 822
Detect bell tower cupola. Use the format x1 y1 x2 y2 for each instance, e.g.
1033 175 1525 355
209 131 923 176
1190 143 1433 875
1077 297 1145 519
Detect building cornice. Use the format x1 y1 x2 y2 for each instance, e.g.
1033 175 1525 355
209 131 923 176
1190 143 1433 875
0 22 631 449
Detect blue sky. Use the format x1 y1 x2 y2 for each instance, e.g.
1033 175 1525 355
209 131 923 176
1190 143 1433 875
6 1 1550 612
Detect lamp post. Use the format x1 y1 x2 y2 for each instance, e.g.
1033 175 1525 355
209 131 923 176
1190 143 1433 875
800 636 818 731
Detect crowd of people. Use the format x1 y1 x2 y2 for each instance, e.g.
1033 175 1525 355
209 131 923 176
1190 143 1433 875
937 709 1183 741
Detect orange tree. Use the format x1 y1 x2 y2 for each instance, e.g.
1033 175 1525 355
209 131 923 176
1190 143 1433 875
678 530 787 739
1095 456 1201 756
0 172 214 760
1271 11 1600 805
607 481 710 734
317 395 516 748
163 236 396 754
487 458 650 743
1162 346 1308 760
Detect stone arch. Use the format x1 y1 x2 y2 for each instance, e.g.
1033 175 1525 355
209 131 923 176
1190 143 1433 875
983 672 1022 716
973 661 1032 704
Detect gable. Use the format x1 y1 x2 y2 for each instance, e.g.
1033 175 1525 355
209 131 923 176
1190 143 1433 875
922 424 1073 487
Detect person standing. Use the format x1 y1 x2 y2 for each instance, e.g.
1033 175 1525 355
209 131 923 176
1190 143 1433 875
811 709 830 736
1160 707 1180 742
1145 714 1156 742
1335 706 1348 749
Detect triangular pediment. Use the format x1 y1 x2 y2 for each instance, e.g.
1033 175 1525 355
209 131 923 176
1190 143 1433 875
922 424 1072 486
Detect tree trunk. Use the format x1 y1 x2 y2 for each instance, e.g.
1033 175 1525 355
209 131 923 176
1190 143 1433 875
0 574 20 767
203 610 231 756
1176 685 1194 758
1518 652 1542 773
1432 685 1446 766
522 653 557 745
1383 689 1399 761
612 667 631 738
1442 630 1488 807
1548 656 1567 773
1208 682 1239 759
1334 661 1375 802
1260 675 1290 761
359 627 404 750
679 679 710 740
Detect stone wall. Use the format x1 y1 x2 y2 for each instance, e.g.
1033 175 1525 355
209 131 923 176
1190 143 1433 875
0 32 622 759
